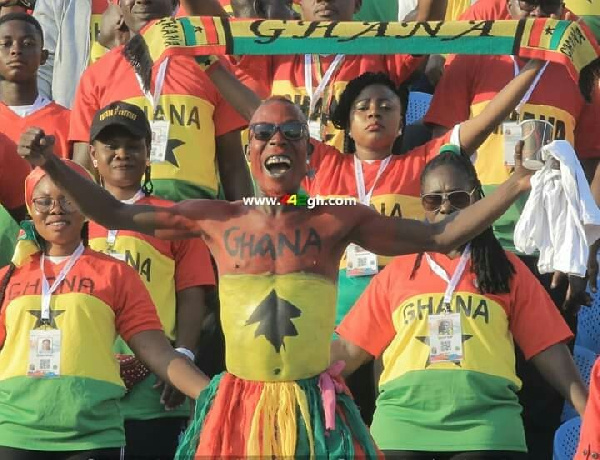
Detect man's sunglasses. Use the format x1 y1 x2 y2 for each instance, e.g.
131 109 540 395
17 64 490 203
517 0 562 15
249 122 308 142
421 189 477 212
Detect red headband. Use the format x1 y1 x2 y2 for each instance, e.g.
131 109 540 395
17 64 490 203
24 161 91 214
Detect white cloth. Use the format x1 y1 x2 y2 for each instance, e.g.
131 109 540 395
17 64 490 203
515 140 600 276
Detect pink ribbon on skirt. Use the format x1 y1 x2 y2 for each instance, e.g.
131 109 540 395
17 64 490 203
318 360 346 431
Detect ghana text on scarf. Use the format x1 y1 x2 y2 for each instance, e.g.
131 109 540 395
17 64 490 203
141 17 600 87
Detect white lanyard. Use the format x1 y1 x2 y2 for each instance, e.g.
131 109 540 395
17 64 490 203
353 156 392 205
511 56 549 114
425 244 471 308
106 190 145 247
40 243 85 321
134 58 169 117
304 54 345 116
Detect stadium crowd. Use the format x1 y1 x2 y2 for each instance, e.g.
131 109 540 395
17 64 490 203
0 0 599 458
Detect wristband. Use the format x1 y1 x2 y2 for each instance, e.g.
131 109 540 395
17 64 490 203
175 347 195 362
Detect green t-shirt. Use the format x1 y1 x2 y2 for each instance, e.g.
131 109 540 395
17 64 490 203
0 206 19 268
354 0 398 21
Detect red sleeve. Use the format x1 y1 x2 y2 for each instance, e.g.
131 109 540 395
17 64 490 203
302 140 343 195
53 108 72 159
458 0 506 20
212 60 249 137
0 136 31 210
577 357 600 456
423 55 475 129
233 55 275 96
113 263 163 341
507 254 573 359
336 268 397 357
574 88 600 160
173 237 216 291
386 54 424 86
69 65 102 142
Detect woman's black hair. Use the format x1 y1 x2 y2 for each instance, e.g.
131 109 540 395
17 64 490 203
330 72 409 154
123 34 153 93
409 149 516 295
0 12 44 46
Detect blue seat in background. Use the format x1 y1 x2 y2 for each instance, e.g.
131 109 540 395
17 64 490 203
553 416 581 460
405 92 433 126
561 345 598 422
576 290 600 354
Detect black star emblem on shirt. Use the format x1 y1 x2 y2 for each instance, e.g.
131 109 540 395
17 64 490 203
28 309 65 329
245 290 301 353
415 333 473 368
165 139 185 168
545 26 556 36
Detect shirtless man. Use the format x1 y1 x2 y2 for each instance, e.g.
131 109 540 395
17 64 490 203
18 96 533 458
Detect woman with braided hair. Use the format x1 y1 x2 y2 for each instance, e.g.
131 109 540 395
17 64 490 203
332 146 588 458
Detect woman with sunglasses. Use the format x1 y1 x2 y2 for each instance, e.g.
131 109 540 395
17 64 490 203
300 60 549 423
331 146 588 459
0 161 210 459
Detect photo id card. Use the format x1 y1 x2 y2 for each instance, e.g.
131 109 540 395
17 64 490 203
149 120 170 163
28 329 61 378
428 312 463 364
503 121 521 166
346 243 378 277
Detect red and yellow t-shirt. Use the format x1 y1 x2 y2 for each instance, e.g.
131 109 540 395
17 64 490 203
89 194 215 420
236 53 422 151
458 0 598 39
0 101 70 160
0 248 162 450
424 54 600 251
69 47 247 202
89 195 215 342
337 251 572 452
303 130 457 325
0 134 31 211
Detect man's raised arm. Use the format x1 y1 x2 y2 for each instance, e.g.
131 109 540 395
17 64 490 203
17 128 199 238
350 146 532 256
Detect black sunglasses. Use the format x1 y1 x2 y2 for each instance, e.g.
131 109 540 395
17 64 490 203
421 189 477 212
517 0 562 15
249 122 308 142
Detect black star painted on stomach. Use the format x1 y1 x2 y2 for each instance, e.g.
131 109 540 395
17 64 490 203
245 290 301 353
165 139 185 168
28 309 65 329
415 333 473 368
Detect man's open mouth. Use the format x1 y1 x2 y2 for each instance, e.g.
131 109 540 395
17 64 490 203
264 155 292 177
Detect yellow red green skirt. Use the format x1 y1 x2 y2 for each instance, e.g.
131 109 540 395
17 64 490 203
175 368 382 459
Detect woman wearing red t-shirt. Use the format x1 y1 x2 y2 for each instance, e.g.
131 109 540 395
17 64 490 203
332 148 587 459
0 160 210 459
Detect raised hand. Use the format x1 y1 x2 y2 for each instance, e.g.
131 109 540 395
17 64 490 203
18 127 56 168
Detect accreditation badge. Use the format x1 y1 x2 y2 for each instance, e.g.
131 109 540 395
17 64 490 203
149 120 170 163
346 243 378 277
308 120 322 141
28 329 61 378
428 312 463 364
502 121 521 167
